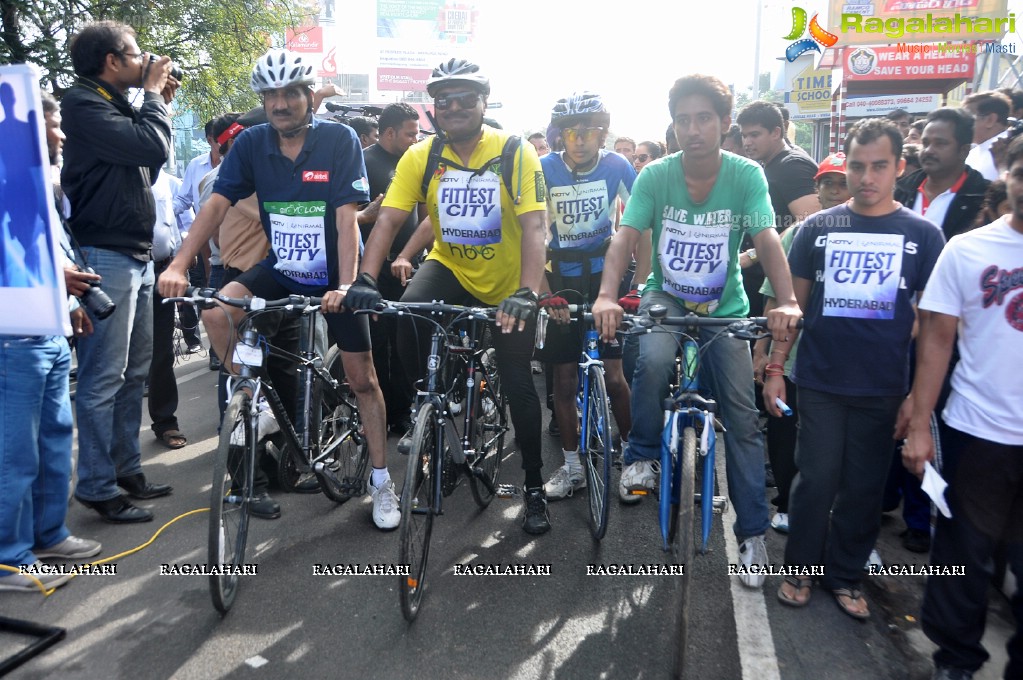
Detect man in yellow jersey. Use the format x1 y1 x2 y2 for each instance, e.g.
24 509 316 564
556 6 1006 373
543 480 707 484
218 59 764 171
345 59 551 534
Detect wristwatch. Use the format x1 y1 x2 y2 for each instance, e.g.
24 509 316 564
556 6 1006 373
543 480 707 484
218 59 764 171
338 284 352 293
745 248 758 263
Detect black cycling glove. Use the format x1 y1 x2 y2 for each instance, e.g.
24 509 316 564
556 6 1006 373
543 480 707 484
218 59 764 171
498 287 538 326
344 273 383 311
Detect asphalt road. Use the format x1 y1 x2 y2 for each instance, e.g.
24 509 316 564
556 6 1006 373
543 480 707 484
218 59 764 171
1 345 1014 679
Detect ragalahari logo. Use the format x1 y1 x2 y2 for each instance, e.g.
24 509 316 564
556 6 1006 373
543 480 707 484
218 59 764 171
784 7 839 62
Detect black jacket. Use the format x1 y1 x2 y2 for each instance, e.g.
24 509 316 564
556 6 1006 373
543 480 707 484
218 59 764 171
61 80 171 258
893 166 988 241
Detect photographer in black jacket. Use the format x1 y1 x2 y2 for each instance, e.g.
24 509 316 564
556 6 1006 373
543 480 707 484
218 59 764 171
62 20 178 524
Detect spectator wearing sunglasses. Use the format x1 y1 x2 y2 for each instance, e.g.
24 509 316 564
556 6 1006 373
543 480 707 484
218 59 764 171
632 140 663 174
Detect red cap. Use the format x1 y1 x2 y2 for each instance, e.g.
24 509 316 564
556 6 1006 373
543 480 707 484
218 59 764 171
814 152 847 180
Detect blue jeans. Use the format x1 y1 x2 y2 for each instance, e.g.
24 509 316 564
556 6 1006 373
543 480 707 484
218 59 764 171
74 247 154 502
0 336 73 568
625 289 769 539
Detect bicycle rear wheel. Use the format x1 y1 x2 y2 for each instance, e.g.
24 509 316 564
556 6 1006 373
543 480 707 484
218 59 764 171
468 347 506 508
670 426 697 678
209 390 252 614
583 364 612 540
399 402 437 621
315 346 369 504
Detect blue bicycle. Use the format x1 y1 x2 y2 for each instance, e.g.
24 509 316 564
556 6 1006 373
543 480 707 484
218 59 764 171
622 305 771 679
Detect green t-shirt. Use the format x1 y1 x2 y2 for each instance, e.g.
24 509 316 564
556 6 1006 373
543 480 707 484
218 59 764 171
760 225 799 372
622 151 774 317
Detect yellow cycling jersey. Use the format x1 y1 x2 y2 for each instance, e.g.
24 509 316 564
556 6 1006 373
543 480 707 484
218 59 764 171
382 126 545 304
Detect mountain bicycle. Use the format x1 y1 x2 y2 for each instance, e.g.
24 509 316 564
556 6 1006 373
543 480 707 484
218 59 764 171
164 288 368 614
371 300 508 622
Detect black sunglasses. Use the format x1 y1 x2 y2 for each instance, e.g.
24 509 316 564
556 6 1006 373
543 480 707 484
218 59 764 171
635 153 651 163
435 91 480 111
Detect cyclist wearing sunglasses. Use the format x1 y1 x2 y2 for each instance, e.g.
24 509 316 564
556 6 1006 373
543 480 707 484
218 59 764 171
346 58 553 535
536 91 637 499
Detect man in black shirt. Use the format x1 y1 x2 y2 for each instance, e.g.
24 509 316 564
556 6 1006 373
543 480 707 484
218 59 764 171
358 103 423 432
61 20 177 523
737 100 820 315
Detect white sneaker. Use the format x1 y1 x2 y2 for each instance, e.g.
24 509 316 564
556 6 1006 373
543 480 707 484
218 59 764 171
257 398 279 439
864 548 883 572
619 459 658 504
35 535 101 560
544 464 586 500
369 478 400 530
770 512 789 534
0 561 72 591
737 535 769 588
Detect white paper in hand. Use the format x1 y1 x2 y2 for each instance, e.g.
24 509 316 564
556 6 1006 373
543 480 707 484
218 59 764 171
923 461 952 519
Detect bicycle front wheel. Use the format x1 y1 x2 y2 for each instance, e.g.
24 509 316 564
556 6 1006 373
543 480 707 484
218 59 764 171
399 402 437 622
468 347 506 508
583 364 612 540
209 390 252 614
315 346 369 504
671 426 697 678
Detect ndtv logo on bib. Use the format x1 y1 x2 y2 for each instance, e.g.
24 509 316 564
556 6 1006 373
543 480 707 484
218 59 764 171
302 170 330 182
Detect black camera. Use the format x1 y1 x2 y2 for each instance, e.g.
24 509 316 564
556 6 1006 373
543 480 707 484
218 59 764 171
149 54 183 81
80 267 116 320
1008 117 1023 141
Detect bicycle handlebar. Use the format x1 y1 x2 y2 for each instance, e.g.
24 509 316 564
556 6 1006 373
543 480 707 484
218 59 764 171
367 299 497 321
161 286 323 312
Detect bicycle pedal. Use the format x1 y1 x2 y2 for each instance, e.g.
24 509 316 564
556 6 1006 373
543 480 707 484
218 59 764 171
628 489 651 496
496 484 519 499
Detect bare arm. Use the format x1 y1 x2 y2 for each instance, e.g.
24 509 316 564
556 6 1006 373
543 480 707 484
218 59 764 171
752 228 801 337
517 209 548 292
391 216 435 286
158 194 231 298
761 276 811 416
632 229 652 289
899 309 958 476
322 203 360 313
787 193 822 223
593 226 641 341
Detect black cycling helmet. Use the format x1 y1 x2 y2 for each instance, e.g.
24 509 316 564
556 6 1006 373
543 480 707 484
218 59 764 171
426 58 490 97
550 91 611 129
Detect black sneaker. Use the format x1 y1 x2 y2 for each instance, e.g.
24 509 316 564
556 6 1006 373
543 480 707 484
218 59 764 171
248 492 281 520
397 426 416 455
764 463 777 488
522 488 551 535
901 527 931 553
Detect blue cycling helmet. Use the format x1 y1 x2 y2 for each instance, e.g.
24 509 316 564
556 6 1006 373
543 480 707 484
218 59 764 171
550 91 611 129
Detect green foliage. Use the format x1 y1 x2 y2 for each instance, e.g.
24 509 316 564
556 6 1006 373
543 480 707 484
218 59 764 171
0 0 314 122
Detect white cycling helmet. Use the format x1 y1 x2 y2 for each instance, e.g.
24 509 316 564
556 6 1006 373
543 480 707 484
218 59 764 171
426 58 490 98
250 48 315 94
550 91 610 129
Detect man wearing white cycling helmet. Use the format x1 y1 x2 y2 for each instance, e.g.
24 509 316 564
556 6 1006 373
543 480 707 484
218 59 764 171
345 58 553 535
158 48 398 529
537 92 636 500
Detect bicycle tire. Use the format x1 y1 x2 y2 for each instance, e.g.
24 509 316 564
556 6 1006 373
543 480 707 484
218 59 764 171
399 402 437 621
468 347 506 508
315 346 369 504
209 390 252 614
670 426 697 679
583 364 612 540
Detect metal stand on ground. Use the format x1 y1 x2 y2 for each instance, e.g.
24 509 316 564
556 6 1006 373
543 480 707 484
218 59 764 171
0 616 66 675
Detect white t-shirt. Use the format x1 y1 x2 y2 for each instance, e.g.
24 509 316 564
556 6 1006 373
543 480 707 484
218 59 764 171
918 217 1023 445
965 129 1009 181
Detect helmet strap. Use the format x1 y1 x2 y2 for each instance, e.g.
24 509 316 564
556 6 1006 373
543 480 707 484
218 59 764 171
277 109 313 139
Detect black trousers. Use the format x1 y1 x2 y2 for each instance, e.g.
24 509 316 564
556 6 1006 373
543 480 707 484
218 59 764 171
177 258 205 346
149 261 180 436
923 424 1023 675
397 260 543 474
372 268 414 428
766 377 799 514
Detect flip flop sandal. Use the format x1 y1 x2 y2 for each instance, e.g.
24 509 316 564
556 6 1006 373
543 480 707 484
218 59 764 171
158 429 188 449
777 574 812 608
832 587 870 620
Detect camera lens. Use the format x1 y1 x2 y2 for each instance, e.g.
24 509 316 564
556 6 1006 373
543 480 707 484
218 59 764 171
82 280 116 320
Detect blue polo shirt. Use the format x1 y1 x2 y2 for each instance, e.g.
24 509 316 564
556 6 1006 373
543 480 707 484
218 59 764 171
214 117 369 293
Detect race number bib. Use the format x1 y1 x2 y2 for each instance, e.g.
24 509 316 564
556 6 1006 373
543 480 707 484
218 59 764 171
436 169 502 246
549 180 611 250
658 218 730 314
264 201 328 286
823 232 903 319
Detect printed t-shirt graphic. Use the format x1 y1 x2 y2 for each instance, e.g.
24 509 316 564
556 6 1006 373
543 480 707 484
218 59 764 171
436 170 502 245
264 200 328 285
382 126 545 305
822 232 903 319
212 117 369 295
620 151 774 317
542 150 635 276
